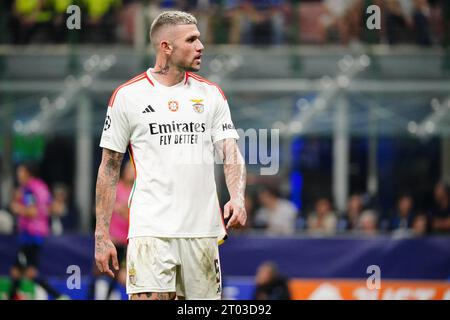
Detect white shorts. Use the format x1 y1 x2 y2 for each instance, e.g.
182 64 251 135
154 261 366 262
126 237 222 300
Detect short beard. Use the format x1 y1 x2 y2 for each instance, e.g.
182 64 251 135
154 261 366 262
185 67 199 72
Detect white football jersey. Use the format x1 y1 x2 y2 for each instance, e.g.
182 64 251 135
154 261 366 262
100 69 239 239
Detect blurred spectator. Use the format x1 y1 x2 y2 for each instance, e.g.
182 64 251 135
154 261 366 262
254 186 298 235
226 0 287 45
87 160 133 300
297 0 328 44
49 183 77 235
184 0 219 45
253 261 291 300
49 184 66 235
2 0 446 46
338 193 364 232
307 197 337 235
389 194 415 233
8 163 67 300
356 209 379 235
385 0 433 46
80 0 121 43
202 1 231 44
319 0 363 44
10 0 54 44
388 194 431 238
411 212 428 236
1 1 13 43
50 0 73 43
431 182 450 234
116 0 142 44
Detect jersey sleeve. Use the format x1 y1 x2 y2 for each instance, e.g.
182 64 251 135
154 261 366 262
99 90 130 153
211 87 239 144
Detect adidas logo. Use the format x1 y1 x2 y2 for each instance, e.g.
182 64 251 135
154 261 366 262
142 105 155 113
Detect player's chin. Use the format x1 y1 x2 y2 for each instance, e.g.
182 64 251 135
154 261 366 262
189 61 201 71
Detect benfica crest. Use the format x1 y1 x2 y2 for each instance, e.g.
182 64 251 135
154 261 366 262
190 99 204 113
128 262 137 285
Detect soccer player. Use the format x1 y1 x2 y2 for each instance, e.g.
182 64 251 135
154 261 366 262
9 163 67 300
95 11 247 300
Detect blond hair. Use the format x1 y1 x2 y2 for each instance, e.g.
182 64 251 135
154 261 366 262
150 11 197 46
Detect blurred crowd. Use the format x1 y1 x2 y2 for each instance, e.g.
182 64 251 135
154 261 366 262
1 0 449 46
241 179 450 237
0 161 134 299
0 162 449 238
0 163 78 237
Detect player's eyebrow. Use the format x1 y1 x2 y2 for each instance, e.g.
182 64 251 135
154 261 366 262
172 31 200 42
186 33 200 40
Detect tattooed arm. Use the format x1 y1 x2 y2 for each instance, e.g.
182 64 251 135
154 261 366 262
94 148 124 277
215 138 247 229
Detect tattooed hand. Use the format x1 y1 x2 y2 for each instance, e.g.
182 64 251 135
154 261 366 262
95 233 119 278
224 198 247 229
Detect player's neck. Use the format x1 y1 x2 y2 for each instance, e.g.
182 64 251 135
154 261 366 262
151 62 185 87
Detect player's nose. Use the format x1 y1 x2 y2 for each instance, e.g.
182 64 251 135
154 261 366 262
196 39 204 52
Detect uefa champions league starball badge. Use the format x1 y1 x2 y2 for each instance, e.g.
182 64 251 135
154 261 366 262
190 99 204 113
168 100 179 112
103 115 111 131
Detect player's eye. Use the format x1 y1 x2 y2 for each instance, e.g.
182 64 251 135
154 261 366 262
187 36 200 43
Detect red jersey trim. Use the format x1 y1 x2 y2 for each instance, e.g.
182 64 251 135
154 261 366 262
108 73 146 107
187 72 227 101
144 72 155 87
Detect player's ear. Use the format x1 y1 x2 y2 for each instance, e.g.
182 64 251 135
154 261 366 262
160 40 172 54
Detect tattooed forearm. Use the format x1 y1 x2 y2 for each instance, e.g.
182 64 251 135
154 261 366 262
221 139 246 206
95 148 124 235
